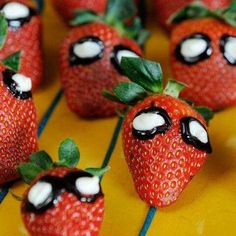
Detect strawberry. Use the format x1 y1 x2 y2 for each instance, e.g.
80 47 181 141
60 0 148 117
153 0 230 29
52 0 141 24
52 0 107 23
18 139 108 236
104 57 213 207
0 14 38 185
0 0 43 90
170 2 236 110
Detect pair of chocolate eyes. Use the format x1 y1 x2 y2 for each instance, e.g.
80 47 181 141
176 33 236 65
69 36 140 71
0 2 36 28
25 171 102 214
132 107 212 153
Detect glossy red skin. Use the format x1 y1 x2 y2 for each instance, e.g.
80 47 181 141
0 0 43 91
123 95 209 207
153 0 230 29
170 18 236 111
0 65 38 185
22 167 105 236
60 22 142 117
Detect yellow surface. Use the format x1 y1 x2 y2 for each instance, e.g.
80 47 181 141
1 1 236 236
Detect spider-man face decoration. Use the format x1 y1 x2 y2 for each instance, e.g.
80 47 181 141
170 18 236 111
60 23 142 117
122 95 212 207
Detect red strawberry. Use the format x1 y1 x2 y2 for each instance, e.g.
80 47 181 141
0 0 43 90
51 0 141 24
60 22 142 117
0 64 38 185
154 0 230 29
170 2 236 110
105 57 213 207
60 0 148 117
52 0 107 23
18 139 108 236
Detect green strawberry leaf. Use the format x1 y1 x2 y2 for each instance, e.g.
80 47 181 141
71 10 101 26
164 80 186 98
113 82 147 105
105 0 137 24
85 166 110 177
0 14 7 50
194 106 214 124
123 17 150 46
120 57 163 93
2 51 21 71
58 138 80 167
29 151 53 170
103 90 122 103
169 2 213 24
17 163 43 184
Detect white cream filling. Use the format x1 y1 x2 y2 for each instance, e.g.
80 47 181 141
181 38 207 58
225 37 236 60
73 41 102 59
2 2 29 20
116 50 139 64
133 112 165 131
75 176 100 195
12 73 32 92
189 120 208 144
28 181 52 207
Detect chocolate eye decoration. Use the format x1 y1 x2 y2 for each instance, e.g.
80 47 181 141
25 176 63 213
180 117 212 153
0 2 36 29
3 69 32 100
175 33 212 64
220 35 236 65
132 107 172 140
69 36 104 66
64 171 102 203
111 45 140 73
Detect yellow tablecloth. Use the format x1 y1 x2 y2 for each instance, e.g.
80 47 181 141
0 1 236 235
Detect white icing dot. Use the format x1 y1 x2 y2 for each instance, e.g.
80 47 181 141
116 50 139 64
133 112 165 131
2 2 29 20
73 41 102 59
12 73 32 92
225 37 236 61
181 38 207 58
28 181 52 207
189 120 208 144
75 176 100 195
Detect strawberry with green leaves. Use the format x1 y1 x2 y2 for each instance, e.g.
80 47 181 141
0 0 43 90
18 139 108 236
153 0 230 29
105 57 213 207
0 14 38 185
170 1 236 111
60 0 148 117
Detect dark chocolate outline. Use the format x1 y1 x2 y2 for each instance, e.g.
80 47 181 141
110 45 140 74
175 33 212 65
220 34 236 65
180 117 212 153
69 36 104 66
3 69 32 100
132 107 172 140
